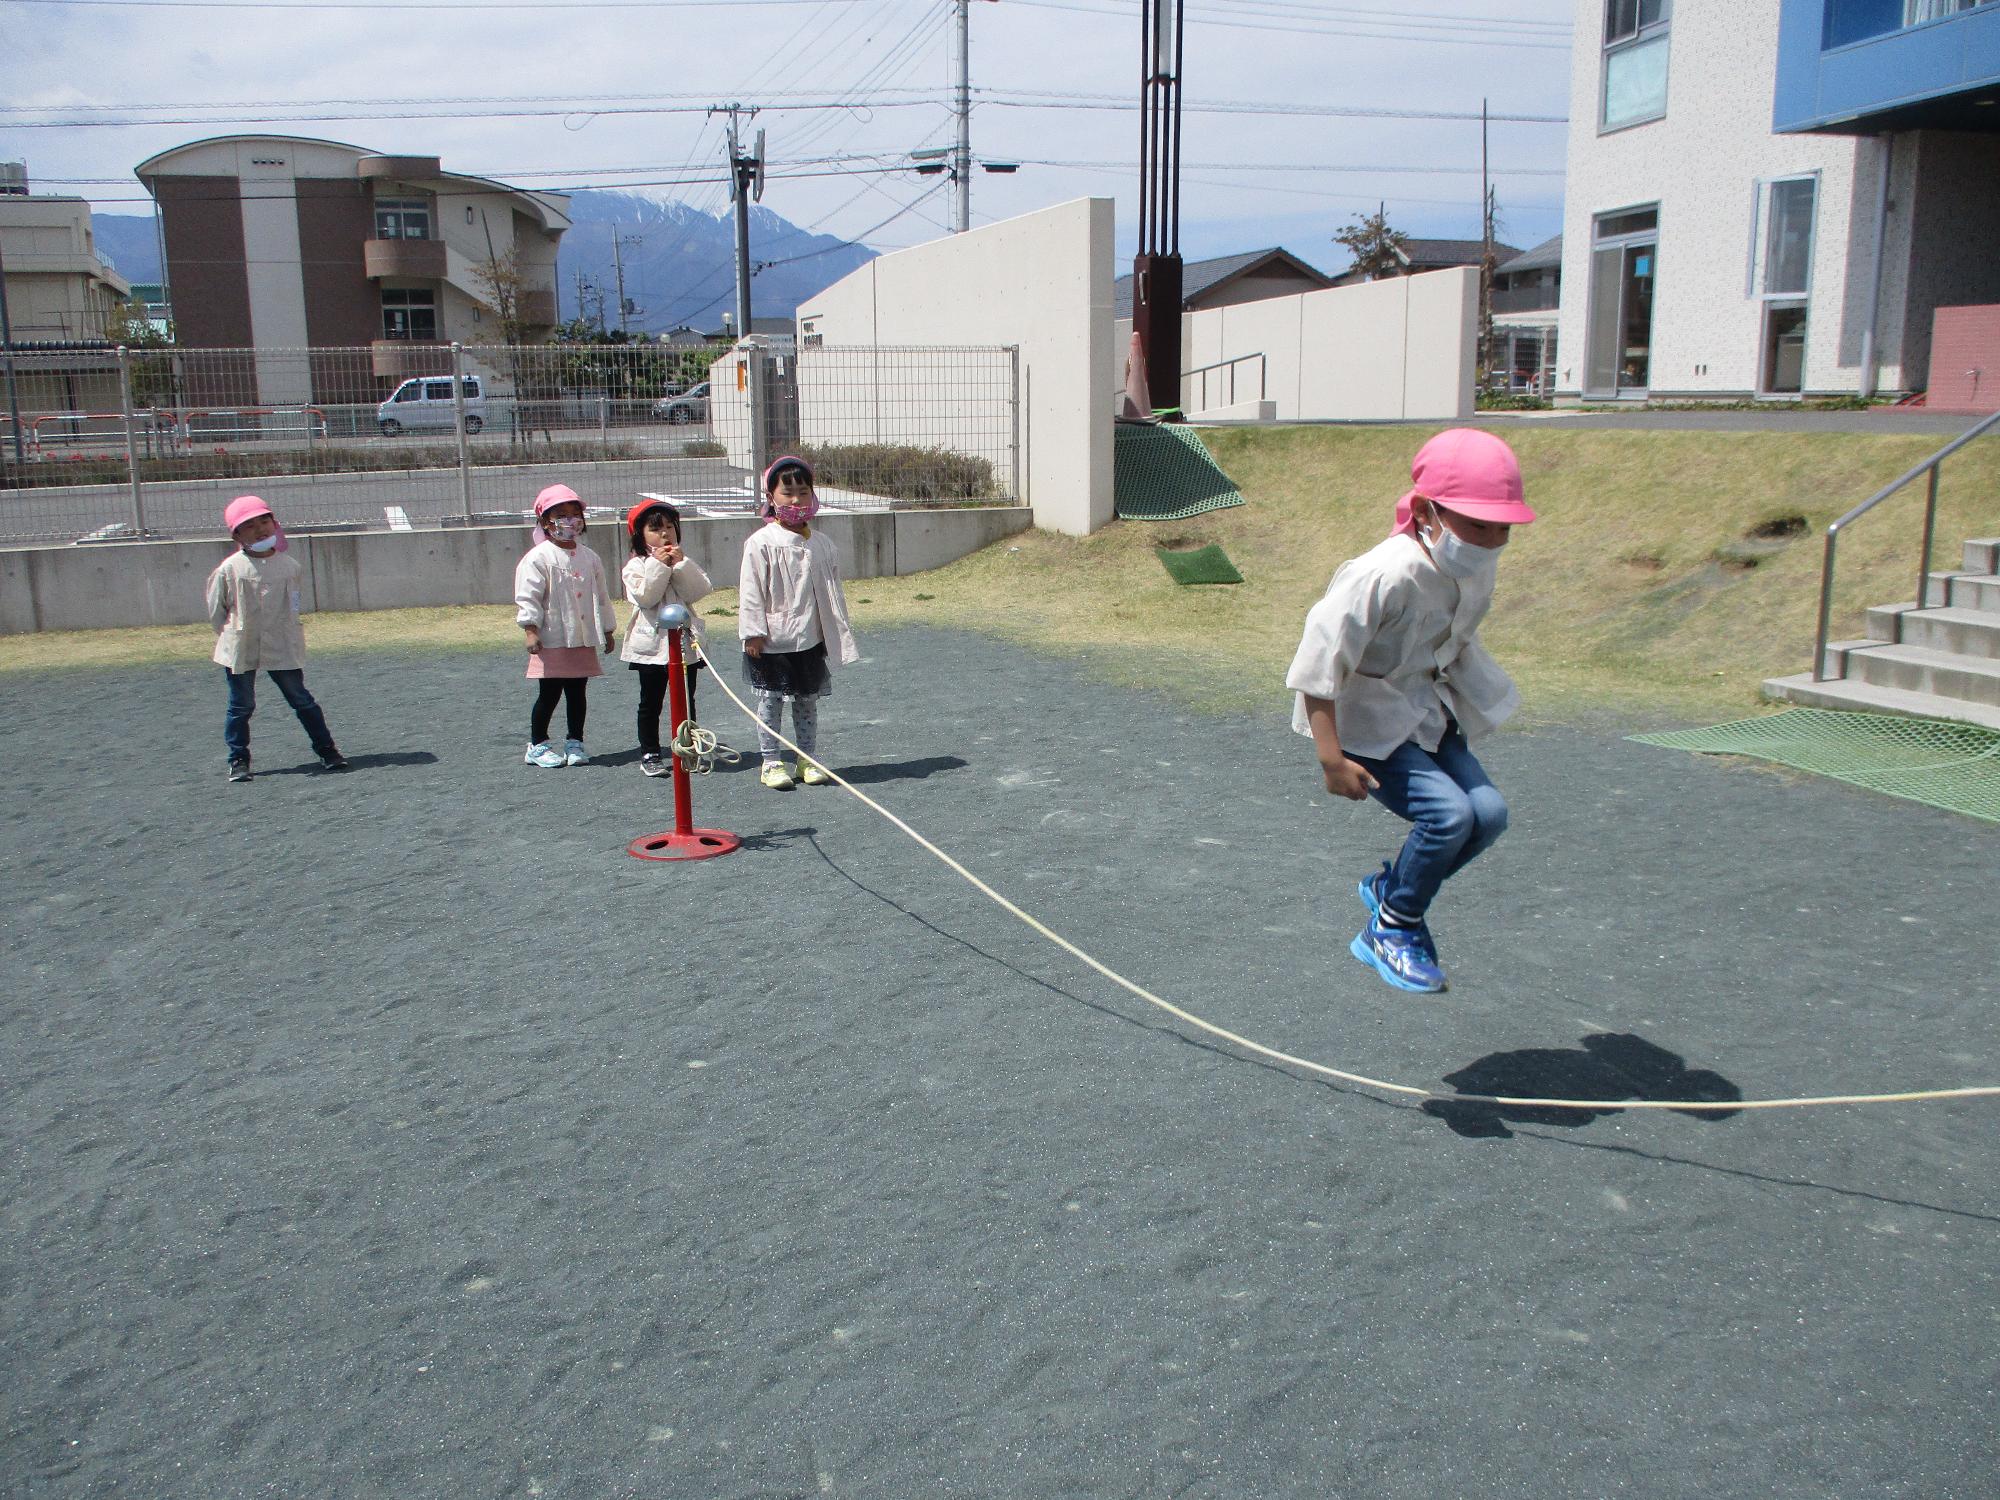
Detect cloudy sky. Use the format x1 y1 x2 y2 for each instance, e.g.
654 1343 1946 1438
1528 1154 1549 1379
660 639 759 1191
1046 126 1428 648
2 0 1577 273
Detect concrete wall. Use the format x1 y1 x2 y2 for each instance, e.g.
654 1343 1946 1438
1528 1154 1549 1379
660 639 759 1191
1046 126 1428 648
0 507 1032 635
1555 0 1912 399
1168 267 1477 421
795 198 1115 536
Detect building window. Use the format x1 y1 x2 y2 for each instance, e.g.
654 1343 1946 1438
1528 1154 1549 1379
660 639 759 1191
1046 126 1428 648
1602 0 1671 131
1749 176 1818 395
381 289 437 341
375 198 432 241
1585 206 1658 398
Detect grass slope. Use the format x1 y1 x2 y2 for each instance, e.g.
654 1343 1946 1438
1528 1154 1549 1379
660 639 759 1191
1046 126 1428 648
6 425 1994 727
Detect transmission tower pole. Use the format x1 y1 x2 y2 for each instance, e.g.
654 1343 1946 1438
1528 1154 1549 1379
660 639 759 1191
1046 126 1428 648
613 230 629 335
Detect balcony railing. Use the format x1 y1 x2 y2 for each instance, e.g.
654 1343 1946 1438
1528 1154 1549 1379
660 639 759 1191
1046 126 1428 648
362 237 447 280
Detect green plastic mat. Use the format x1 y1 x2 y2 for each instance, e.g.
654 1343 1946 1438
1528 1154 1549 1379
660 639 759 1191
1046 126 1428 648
1114 423 1245 521
1156 543 1243 585
1630 708 2000 824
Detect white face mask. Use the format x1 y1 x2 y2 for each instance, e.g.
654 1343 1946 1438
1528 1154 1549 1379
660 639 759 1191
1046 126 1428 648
546 515 582 542
246 535 279 555
1421 513 1500 582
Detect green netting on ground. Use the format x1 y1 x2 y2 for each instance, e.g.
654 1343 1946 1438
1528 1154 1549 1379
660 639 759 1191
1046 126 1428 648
1114 423 1245 521
1156 543 1243 585
1631 708 2000 823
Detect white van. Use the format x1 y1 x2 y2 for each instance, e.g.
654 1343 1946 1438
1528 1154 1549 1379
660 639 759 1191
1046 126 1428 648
377 375 485 436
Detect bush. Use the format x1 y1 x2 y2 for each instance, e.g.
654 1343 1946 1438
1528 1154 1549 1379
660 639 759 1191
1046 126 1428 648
682 440 727 458
1477 391 1552 411
796 443 1000 504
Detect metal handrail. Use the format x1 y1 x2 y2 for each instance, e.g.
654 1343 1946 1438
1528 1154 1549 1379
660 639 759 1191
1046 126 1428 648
1183 351 1266 412
1812 406 2000 682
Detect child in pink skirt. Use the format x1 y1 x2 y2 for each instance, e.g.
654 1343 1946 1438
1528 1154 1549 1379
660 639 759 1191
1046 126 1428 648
515 483 616 767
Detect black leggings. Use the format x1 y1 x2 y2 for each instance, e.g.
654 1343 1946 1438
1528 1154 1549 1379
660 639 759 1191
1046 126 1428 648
634 663 700 754
531 678 588 744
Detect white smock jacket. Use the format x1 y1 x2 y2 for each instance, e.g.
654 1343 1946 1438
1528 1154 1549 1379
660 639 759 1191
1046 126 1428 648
1285 532 1519 760
620 553 714 666
737 523 860 666
206 550 308 672
514 540 616 648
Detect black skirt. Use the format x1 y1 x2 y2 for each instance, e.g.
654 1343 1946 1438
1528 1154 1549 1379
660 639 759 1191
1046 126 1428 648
741 642 831 699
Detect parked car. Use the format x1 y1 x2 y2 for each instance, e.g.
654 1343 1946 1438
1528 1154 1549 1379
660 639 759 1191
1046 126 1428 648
378 375 485 436
653 382 709 424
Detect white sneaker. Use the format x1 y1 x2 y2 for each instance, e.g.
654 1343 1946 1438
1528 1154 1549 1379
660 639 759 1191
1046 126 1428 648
525 742 566 768
563 739 590 766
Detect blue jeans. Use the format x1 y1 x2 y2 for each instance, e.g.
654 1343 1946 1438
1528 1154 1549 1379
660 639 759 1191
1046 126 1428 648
1349 726 1509 922
224 668 334 762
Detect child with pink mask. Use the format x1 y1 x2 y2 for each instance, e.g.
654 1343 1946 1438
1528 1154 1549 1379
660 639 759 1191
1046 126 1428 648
515 483 617 768
1286 428 1538 995
205 495 346 783
738 456 859 789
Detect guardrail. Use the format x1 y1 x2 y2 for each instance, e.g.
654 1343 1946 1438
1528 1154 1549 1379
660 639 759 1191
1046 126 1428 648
1812 405 2000 681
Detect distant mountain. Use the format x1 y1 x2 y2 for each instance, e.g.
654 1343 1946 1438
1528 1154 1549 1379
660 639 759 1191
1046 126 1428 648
556 191 875 335
89 191 875 334
92 215 162 284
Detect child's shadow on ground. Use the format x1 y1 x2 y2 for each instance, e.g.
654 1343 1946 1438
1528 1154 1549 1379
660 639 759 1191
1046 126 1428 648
1423 1032 1743 1139
705 754 969 784
262 751 440 776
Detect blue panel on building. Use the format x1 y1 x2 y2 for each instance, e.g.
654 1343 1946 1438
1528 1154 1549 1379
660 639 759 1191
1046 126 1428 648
1777 0 2000 131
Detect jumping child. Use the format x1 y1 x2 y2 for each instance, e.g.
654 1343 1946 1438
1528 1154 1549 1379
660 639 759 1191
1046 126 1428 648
738 455 859 789
205 494 346 783
621 498 714 777
516 483 616 768
1285 428 1538 994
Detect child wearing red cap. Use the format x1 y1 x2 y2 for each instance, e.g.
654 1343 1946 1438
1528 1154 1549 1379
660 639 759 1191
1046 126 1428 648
515 483 616 768
204 495 346 783
620 498 713 776
1286 428 1538 994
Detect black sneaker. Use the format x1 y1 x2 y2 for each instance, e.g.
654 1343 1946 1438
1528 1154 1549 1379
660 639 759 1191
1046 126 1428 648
318 747 350 771
640 752 669 777
228 757 253 783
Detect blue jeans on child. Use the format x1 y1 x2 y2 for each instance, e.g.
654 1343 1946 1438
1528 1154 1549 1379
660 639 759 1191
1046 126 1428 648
1349 725 1509 922
224 668 334 761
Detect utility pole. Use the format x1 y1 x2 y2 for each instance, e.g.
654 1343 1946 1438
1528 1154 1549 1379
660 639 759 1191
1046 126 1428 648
954 0 971 232
612 230 642 336
1480 97 1494 391
712 104 763 345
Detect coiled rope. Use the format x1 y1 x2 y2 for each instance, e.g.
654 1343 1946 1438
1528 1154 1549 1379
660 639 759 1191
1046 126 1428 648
690 639 2000 1116
669 717 741 776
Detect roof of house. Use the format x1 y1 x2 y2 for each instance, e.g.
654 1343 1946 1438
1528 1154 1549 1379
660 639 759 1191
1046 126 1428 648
1496 234 1562 276
1113 247 1333 317
1396 237 1524 269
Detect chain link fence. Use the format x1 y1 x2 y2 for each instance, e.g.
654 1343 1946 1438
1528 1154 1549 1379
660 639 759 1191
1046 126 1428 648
0 341 1020 545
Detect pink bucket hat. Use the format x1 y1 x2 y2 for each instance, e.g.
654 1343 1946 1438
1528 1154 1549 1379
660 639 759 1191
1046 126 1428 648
1392 428 1537 536
223 494 287 552
531 482 583 545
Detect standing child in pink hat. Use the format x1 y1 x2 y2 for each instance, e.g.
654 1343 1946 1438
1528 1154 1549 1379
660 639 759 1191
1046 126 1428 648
515 483 617 767
205 495 346 783
1286 428 1537 994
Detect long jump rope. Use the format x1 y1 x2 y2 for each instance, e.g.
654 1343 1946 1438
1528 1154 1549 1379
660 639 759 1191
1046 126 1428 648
679 633 1999 1116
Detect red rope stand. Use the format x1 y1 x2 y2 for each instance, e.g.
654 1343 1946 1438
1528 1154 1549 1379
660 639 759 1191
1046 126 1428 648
627 623 741 862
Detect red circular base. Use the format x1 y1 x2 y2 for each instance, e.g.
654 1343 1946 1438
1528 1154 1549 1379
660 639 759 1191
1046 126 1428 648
627 828 743 862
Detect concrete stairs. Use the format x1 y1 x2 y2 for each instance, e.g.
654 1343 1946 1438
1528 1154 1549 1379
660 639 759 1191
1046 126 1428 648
1764 537 2000 731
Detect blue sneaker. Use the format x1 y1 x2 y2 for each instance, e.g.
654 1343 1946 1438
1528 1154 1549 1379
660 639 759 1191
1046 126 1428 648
1350 917 1448 993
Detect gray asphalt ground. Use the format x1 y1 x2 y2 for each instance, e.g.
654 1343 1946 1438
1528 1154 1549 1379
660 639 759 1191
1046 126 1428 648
4 626 1996 1498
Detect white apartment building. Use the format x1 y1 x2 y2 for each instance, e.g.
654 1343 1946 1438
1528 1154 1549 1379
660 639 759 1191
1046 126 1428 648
1554 0 2000 401
0 173 134 344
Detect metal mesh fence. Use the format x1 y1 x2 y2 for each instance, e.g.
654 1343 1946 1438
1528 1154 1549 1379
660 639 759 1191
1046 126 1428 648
0 341 1019 545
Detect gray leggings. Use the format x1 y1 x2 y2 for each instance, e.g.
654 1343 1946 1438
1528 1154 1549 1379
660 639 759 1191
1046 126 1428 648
754 690 818 765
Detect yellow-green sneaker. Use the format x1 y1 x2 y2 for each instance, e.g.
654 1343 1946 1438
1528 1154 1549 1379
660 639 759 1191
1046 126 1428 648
796 760 833 786
759 761 796 790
